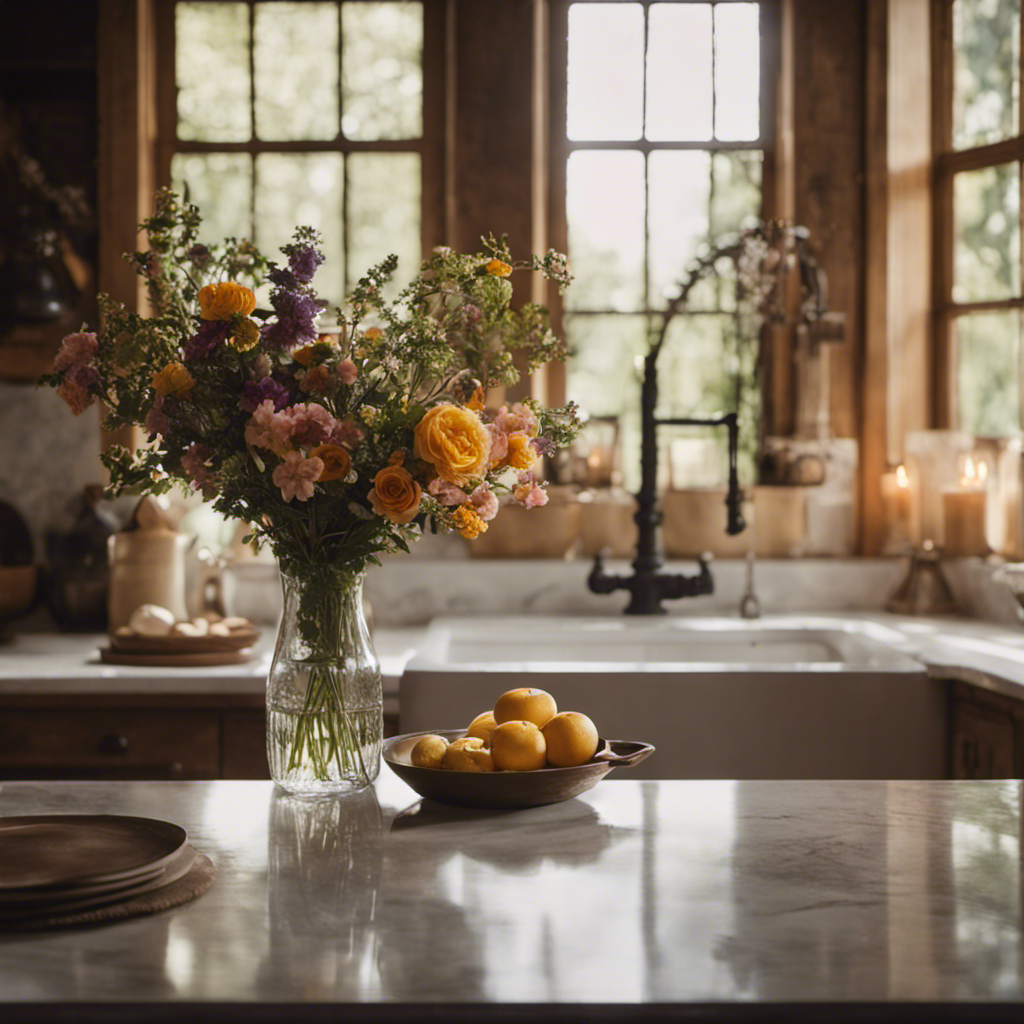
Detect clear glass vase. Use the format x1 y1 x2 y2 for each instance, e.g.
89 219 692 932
266 572 382 797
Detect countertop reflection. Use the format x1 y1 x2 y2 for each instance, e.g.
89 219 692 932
1 774 1022 1020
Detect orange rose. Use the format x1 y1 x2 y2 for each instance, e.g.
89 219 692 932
198 281 257 320
498 432 538 471
309 443 351 481
414 403 491 484
292 344 315 367
369 464 421 524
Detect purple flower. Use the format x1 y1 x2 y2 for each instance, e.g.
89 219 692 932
183 318 230 361
289 244 324 284
67 363 100 388
261 290 326 349
239 376 291 413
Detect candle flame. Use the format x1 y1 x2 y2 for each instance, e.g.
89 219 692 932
895 464 908 488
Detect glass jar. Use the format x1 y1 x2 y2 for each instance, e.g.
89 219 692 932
266 572 382 797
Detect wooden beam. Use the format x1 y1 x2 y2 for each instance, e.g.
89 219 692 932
97 0 159 456
862 0 890 554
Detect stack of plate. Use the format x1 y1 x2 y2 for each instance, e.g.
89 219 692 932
0 815 196 924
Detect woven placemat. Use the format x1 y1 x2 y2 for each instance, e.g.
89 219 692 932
0 853 217 932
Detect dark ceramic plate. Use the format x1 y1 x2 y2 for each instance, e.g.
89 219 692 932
0 815 188 892
383 729 655 809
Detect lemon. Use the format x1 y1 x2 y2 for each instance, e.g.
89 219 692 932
490 720 547 771
542 711 600 767
493 687 557 728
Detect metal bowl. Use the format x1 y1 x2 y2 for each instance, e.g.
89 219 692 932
382 728 655 809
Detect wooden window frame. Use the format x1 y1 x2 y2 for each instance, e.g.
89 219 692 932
151 0 446 279
932 0 1024 431
546 0 780 411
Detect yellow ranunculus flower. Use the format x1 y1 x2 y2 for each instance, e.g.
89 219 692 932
414 403 491 484
499 432 538 471
198 281 257 321
151 362 195 398
230 318 261 351
485 258 512 277
309 443 351 482
369 464 421 524
452 505 488 540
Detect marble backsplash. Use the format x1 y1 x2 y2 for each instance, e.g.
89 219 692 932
0 383 105 561
226 552 1024 629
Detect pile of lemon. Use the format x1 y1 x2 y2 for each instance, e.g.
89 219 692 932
409 687 599 772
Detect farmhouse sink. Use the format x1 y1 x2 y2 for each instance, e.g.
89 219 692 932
406 615 923 671
398 615 945 781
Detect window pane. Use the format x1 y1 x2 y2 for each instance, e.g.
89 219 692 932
648 151 711 307
711 151 762 237
568 3 644 141
176 2 250 142
565 313 647 490
254 2 339 141
953 0 1021 150
646 4 712 141
714 3 761 141
566 151 646 311
171 153 253 245
347 153 421 299
660 314 760 479
254 154 345 309
956 310 1022 434
953 162 1021 302
342 1 423 140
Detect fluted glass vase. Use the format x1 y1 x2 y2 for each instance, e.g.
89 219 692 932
266 572 382 797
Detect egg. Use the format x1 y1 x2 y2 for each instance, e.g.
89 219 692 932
127 604 176 637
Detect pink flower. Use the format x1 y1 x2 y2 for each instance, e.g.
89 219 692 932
469 483 499 521
512 470 548 509
56 379 93 416
67 363 100 389
330 418 363 448
181 443 210 483
244 399 293 456
145 394 170 436
272 451 324 502
428 478 468 506
288 402 335 448
485 423 508 465
53 332 98 371
338 358 358 385
494 402 538 438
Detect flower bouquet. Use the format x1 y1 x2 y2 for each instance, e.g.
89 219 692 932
43 188 580 795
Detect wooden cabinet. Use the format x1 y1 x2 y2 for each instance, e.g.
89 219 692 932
0 693 399 781
0 694 268 781
950 681 1024 780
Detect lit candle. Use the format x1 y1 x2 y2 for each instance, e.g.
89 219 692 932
941 456 989 557
881 464 913 551
584 445 614 488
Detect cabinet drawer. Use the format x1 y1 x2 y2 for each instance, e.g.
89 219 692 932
0 710 220 779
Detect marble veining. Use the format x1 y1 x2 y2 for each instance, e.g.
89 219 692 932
1 776 1023 1015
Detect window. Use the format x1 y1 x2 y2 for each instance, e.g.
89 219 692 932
552 1 769 487
936 0 1024 436
161 0 436 308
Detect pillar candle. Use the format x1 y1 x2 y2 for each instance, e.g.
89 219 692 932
881 464 913 551
941 456 989 557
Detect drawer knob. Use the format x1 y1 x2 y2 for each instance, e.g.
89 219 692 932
98 733 130 756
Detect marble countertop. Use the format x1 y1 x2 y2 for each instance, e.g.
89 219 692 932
2 774 1024 1021
0 629 426 708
